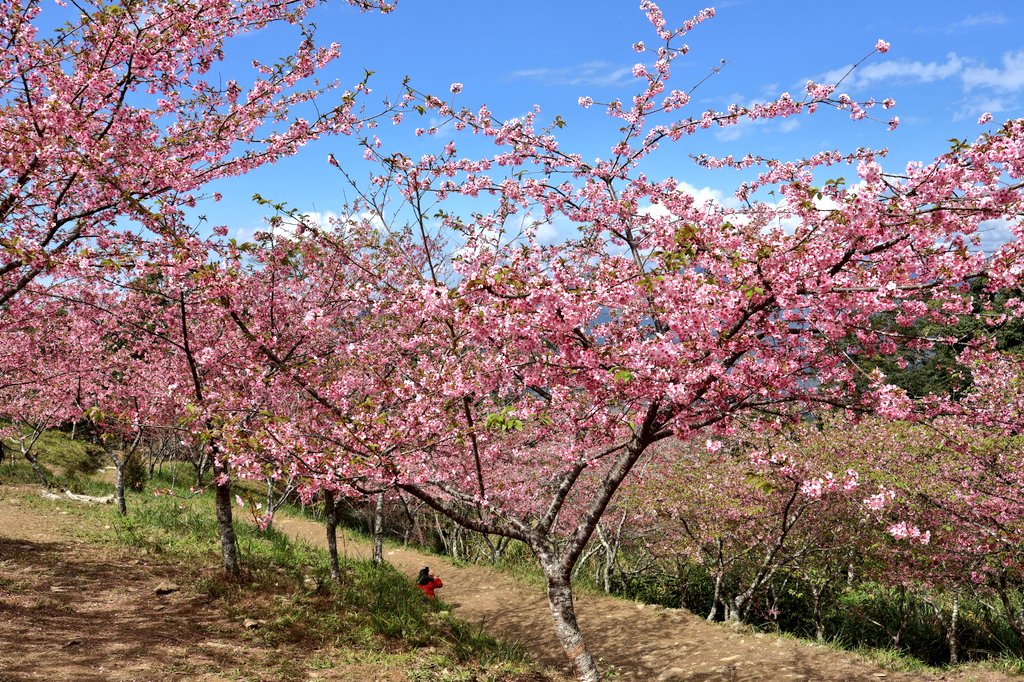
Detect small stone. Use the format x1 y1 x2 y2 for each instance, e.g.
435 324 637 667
155 581 179 595
719 655 741 662
153 605 165 612
243 618 260 629
61 639 81 648
303 575 317 590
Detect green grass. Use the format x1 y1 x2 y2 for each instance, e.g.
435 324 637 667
1 425 104 474
34 475 537 680
837 642 932 674
3 431 539 681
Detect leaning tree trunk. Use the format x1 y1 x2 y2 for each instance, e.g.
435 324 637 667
542 565 601 682
22 449 50 487
324 489 342 582
17 429 50 487
212 456 239 575
372 491 385 564
997 571 1024 644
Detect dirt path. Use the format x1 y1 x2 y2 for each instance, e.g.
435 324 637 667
0 490 403 682
0 495 253 681
276 515 1014 682
1 485 1017 682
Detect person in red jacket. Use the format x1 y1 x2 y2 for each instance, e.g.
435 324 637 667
416 566 443 598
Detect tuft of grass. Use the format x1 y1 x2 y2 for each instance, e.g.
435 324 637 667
976 653 1024 675
0 461 46 486
843 644 933 673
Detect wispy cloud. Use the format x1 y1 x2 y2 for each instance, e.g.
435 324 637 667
814 49 1024 106
952 12 1008 29
976 218 1016 253
508 61 634 88
777 119 802 133
962 50 1024 91
713 116 802 143
821 54 965 89
953 95 1012 121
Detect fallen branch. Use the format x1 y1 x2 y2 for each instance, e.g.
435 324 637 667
39 489 114 504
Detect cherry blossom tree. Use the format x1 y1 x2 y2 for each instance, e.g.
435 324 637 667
0 0 394 306
6 1 1023 678
200 2 1024 675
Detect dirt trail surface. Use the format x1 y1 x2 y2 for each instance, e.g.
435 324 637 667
275 516 1013 682
0 485 1017 682
0 489 397 682
0 494 246 681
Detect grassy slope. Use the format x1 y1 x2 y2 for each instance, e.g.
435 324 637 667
0 442 544 682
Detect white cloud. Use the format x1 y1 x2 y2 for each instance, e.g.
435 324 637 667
953 95 1012 121
230 224 260 242
532 214 578 245
508 61 634 88
297 210 340 230
712 116 802 142
822 54 965 90
953 12 1008 29
976 218 1017 252
962 51 1024 92
673 180 742 210
816 49 1024 99
777 119 802 133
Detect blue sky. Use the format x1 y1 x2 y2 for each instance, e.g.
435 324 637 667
194 1 1024 247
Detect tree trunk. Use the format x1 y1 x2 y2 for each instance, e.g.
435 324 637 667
544 570 601 682
114 461 127 517
324 489 342 582
708 571 723 622
947 594 959 665
707 538 725 622
893 586 907 648
213 459 239 575
23 449 49 487
372 491 385 564
927 593 959 664
811 583 826 642
729 595 744 623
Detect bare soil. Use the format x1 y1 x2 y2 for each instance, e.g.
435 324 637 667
276 517 1017 682
0 485 1019 681
0 487 406 682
